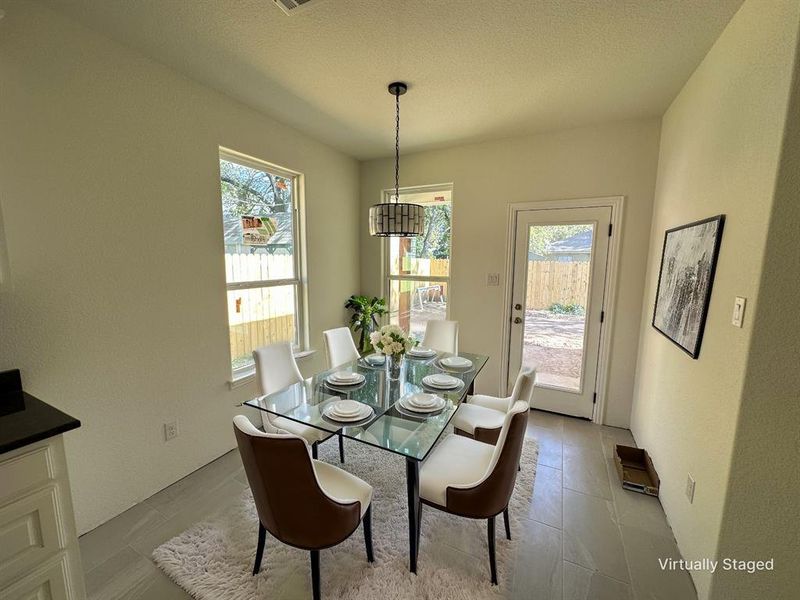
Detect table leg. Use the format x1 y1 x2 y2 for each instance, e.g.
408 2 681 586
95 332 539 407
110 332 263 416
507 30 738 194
467 380 475 396
405 457 420 574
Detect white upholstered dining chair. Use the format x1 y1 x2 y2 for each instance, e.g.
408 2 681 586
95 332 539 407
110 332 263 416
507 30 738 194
421 319 459 353
252 342 344 462
418 400 529 584
452 365 536 444
322 327 360 369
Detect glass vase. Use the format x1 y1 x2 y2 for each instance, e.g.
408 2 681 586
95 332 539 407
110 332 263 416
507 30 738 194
387 354 404 381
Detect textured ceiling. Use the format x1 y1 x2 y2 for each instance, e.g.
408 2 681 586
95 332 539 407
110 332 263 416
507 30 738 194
43 0 743 159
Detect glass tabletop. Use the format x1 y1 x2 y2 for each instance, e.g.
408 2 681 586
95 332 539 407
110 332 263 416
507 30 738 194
244 351 489 462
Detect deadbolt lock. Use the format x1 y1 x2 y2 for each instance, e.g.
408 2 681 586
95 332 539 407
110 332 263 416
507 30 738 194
514 303 522 310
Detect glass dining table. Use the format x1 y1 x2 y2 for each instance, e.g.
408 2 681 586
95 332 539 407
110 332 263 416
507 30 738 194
244 350 489 574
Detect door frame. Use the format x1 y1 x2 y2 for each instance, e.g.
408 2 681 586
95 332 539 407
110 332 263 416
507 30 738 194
499 196 624 424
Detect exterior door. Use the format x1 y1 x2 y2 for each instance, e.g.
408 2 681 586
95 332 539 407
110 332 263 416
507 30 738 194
508 206 611 418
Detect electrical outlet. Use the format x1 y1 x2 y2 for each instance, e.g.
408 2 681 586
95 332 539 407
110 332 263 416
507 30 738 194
164 421 178 441
685 474 696 503
487 273 500 286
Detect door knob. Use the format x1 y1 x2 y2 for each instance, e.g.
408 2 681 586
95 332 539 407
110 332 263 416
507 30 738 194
514 303 522 310
513 317 522 324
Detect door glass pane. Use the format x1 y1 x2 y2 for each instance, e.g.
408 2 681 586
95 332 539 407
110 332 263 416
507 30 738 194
524 224 593 391
227 285 297 372
388 279 448 341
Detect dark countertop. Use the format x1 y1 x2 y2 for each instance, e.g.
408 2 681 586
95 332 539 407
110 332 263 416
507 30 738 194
0 369 81 455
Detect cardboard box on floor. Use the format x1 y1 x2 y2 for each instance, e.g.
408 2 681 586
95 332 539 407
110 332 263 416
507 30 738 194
614 445 660 497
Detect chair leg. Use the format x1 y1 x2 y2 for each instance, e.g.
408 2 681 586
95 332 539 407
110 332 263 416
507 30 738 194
503 507 511 540
487 516 497 585
312 441 318 460
310 550 321 600
253 523 266 576
363 505 374 563
338 432 345 463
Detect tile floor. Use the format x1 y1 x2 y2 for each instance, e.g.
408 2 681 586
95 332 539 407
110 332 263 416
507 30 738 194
79 411 697 599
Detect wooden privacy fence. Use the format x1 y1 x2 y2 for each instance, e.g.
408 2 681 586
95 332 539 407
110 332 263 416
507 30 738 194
229 314 295 363
526 261 590 310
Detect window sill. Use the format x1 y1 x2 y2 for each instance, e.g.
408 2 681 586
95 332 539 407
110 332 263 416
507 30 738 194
228 349 316 390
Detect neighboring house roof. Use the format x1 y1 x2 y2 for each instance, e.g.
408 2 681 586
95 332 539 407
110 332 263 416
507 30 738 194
223 212 293 247
546 229 592 255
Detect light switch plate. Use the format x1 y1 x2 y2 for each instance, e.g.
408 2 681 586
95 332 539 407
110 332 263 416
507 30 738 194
732 296 746 327
686 474 696 503
487 273 500 286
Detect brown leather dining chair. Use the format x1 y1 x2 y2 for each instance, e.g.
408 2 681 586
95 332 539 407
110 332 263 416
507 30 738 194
233 415 374 600
417 400 529 585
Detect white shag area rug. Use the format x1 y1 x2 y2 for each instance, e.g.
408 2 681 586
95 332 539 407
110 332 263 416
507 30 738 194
153 434 538 599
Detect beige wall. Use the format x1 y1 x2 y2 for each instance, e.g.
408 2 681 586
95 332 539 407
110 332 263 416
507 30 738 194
711 32 800 600
630 1 800 598
360 119 660 427
0 0 359 533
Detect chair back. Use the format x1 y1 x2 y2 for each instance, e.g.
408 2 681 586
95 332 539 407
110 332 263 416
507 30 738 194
233 416 361 550
445 400 528 518
422 319 459 354
323 327 360 369
509 365 537 410
253 342 303 396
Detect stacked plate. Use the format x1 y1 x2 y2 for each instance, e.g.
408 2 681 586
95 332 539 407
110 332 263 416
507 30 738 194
422 373 463 390
439 356 473 370
407 346 437 359
363 354 386 366
325 371 366 389
323 400 373 422
398 393 446 414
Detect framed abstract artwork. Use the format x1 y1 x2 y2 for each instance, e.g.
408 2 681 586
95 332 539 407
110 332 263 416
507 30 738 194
652 215 725 359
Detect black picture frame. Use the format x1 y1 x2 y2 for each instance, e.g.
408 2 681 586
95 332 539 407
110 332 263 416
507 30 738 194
651 215 725 359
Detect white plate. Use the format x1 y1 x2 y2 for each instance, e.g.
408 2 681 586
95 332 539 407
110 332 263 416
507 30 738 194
364 354 385 365
422 374 462 389
323 404 373 422
327 372 365 386
330 399 362 416
440 356 473 369
330 370 361 381
408 393 438 408
408 347 437 358
399 394 446 413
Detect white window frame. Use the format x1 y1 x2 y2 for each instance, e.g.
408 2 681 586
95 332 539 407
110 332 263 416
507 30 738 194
382 183 454 326
219 148 309 382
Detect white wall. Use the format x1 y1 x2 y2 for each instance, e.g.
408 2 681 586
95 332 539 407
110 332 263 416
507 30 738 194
360 119 661 427
630 1 800 597
0 0 360 533
712 37 800 598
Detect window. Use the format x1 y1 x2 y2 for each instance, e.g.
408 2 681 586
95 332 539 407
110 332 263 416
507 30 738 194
219 149 304 378
386 186 452 340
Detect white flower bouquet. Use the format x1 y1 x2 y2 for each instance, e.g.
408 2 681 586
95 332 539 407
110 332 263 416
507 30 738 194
369 324 415 357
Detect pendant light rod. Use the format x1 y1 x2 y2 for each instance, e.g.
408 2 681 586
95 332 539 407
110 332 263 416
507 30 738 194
388 82 407 203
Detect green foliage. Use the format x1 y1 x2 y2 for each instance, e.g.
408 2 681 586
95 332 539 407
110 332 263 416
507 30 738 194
344 295 388 353
548 302 586 316
528 224 591 257
411 204 451 259
220 159 292 217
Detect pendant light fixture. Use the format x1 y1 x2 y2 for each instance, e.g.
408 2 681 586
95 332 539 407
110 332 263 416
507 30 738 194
369 82 425 237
